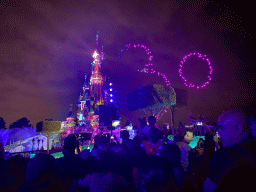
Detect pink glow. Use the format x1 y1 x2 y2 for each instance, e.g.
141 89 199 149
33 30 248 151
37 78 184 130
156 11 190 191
179 52 213 89
118 44 171 86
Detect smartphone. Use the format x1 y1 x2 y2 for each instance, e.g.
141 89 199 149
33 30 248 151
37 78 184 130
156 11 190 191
112 120 120 127
196 122 203 126
111 136 114 139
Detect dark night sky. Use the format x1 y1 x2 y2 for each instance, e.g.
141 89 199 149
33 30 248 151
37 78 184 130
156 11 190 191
0 0 255 127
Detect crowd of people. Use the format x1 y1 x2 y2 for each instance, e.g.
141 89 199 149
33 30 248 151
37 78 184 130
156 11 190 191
0 110 256 191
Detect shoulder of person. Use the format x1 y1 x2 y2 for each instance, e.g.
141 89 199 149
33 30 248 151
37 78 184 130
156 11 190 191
176 141 185 147
56 156 64 162
238 139 256 149
155 125 161 129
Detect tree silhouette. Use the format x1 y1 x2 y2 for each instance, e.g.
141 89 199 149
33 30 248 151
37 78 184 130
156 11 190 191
9 117 32 129
169 88 188 127
127 84 176 121
0 117 6 129
127 84 176 112
36 121 43 132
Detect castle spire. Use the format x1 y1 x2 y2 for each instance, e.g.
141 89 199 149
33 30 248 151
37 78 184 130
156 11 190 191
90 32 104 108
67 104 74 118
96 31 100 51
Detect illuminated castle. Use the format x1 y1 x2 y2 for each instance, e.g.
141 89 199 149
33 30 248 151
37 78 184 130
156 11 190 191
59 33 115 138
76 33 109 126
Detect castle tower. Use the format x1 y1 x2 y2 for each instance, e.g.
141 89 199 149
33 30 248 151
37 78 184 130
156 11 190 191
66 104 75 135
77 74 90 122
75 33 106 126
89 33 105 111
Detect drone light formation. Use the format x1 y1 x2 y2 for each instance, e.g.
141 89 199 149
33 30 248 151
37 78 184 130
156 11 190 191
118 44 171 86
179 52 213 89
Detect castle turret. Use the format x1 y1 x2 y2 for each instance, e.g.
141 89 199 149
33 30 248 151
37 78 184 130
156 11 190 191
77 75 90 122
66 104 75 135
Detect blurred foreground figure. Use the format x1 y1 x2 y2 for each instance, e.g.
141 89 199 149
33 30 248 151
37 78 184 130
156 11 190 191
2 155 26 191
19 153 65 192
203 110 256 192
248 116 256 141
120 130 136 150
57 134 86 190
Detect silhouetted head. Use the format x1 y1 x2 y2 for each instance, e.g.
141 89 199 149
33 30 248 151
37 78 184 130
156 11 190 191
248 116 256 137
176 128 186 142
0 139 4 161
217 110 251 147
160 143 181 167
148 116 156 125
3 154 26 191
141 155 174 191
205 131 214 140
184 131 193 144
80 149 91 159
64 134 77 153
25 153 62 188
120 130 130 140
96 135 110 149
126 146 147 168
